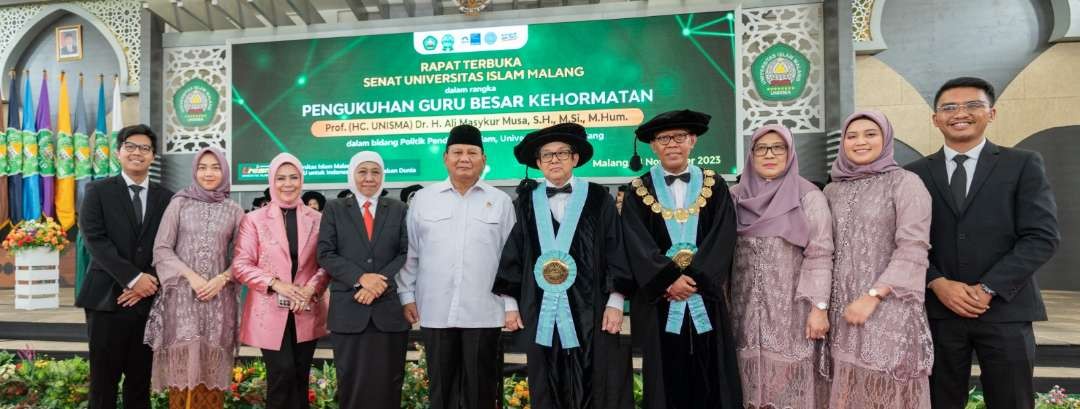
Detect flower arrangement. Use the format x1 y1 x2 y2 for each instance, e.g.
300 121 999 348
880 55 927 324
224 359 267 408
401 342 430 409
2 348 1076 408
503 375 530 409
2 218 70 253
0 348 89 408
309 361 337 409
965 386 1080 409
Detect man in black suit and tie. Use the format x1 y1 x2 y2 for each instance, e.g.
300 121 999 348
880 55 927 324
906 77 1059 409
317 151 411 409
76 124 174 409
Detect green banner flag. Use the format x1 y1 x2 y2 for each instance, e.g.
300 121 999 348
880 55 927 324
8 129 22 176
0 128 8 175
74 132 91 179
91 131 109 178
56 132 74 179
22 130 38 176
108 132 120 176
38 130 56 177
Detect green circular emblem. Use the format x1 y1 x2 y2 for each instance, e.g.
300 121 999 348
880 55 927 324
751 43 810 101
173 78 220 127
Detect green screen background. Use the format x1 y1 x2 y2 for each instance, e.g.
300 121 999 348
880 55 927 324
230 11 737 185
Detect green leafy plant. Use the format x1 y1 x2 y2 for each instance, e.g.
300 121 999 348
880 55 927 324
4 349 1075 409
401 342 430 409
502 374 529 409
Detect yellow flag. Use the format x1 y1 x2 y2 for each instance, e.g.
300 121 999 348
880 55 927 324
55 72 76 230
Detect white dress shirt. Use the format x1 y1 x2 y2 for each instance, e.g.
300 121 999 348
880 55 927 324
943 138 986 195
397 179 515 328
121 171 149 223
122 171 150 289
355 193 378 218
545 177 574 223
662 165 690 208
504 177 624 313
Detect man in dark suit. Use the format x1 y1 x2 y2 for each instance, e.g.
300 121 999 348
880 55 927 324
316 151 410 409
76 124 174 409
906 77 1059 409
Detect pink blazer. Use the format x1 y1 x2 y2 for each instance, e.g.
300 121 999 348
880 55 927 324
233 205 330 351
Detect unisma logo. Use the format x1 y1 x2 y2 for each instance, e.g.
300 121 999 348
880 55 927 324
413 25 528 55
422 35 438 51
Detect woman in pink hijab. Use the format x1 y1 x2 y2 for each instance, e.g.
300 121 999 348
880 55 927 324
824 111 933 409
730 124 834 409
233 153 329 409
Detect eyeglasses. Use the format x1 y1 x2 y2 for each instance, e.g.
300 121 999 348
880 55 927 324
539 150 574 163
654 132 691 145
752 144 788 157
121 141 153 154
935 100 990 114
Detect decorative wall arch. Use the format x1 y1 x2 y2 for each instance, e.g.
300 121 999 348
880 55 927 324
853 0 888 54
1050 0 1080 42
0 2 138 94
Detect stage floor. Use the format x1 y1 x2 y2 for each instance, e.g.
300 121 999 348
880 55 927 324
2 288 1078 344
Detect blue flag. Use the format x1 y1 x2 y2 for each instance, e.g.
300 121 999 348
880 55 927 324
16 75 34 221
7 74 25 224
92 77 109 180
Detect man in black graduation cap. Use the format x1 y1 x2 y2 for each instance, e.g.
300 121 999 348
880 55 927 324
494 123 635 409
621 110 742 409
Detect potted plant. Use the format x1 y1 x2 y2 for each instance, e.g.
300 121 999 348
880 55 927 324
3 217 69 309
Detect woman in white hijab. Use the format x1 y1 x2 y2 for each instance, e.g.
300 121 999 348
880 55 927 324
316 151 412 409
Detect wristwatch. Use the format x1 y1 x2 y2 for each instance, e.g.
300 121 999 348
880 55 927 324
815 302 828 311
979 283 996 296
868 288 884 300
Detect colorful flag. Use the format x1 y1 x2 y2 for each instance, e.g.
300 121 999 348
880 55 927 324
35 73 55 220
54 72 75 230
78 77 107 298
20 73 39 222
108 77 121 176
8 74 26 225
92 77 109 179
74 75 92 211
0 71 14 228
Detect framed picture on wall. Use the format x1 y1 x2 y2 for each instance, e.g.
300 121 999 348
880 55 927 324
56 25 82 62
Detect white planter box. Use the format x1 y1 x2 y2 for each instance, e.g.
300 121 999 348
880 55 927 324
14 247 60 310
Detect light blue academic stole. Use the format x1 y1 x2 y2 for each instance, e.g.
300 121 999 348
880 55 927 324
650 165 714 335
531 178 588 348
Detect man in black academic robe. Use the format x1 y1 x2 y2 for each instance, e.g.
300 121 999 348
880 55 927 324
621 110 742 409
494 123 636 409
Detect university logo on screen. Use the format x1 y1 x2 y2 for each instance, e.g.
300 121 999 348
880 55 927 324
413 25 529 55
751 43 810 102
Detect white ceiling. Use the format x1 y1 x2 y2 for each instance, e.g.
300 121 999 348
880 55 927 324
143 0 644 32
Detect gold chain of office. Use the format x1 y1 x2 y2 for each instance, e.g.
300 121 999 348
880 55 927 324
631 169 718 223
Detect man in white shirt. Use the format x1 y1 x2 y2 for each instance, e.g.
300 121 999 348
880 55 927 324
494 122 635 409
396 124 514 409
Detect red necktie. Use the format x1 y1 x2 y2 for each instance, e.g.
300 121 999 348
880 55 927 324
363 201 374 240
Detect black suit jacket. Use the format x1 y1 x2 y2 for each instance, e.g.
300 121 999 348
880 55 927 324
906 141 1059 322
75 175 174 315
317 196 410 334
